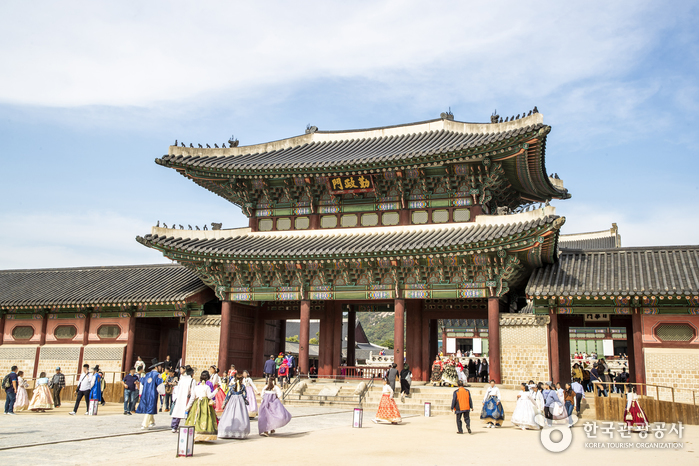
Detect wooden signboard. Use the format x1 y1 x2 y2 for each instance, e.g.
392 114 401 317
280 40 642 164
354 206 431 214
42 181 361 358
327 174 374 194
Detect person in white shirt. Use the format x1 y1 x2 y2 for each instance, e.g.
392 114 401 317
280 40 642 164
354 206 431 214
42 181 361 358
70 364 94 415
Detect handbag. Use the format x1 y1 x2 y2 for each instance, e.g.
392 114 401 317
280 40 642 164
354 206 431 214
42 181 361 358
406 372 412 384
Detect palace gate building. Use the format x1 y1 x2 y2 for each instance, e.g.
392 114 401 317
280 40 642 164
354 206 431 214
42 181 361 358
1 110 697 394
135 109 570 383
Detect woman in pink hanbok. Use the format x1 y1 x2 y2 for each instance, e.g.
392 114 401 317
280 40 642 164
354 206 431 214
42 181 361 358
14 371 29 412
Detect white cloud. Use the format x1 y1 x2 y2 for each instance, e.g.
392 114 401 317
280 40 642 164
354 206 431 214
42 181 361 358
556 202 699 247
0 1 676 108
0 212 165 269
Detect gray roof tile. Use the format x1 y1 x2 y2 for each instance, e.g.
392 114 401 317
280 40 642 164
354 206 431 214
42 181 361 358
138 216 560 260
0 264 208 308
526 246 699 296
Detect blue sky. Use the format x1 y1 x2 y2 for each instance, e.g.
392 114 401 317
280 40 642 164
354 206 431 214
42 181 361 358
1 1 698 269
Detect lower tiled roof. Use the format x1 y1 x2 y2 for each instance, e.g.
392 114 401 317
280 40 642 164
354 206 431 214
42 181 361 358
0 264 208 309
526 246 699 297
137 212 562 261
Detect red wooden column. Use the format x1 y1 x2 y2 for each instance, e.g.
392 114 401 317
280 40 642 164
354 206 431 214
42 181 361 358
394 299 405 367
218 301 232 372
548 308 559 384
346 308 356 367
181 312 189 366
332 301 343 376
83 313 92 346
318 306 330 376
421 312 431 381
631 310 646 393
487 297 502 384
299 300 311 375
39 313 48 346
124 314 137 371
0 313 5 345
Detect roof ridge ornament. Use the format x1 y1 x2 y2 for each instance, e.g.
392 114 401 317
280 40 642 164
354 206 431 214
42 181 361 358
228 135 239 147
490 110 499 124
440 108 454 121
305 124 318 134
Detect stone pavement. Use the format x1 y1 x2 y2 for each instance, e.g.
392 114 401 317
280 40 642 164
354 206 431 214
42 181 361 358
2 402 698 465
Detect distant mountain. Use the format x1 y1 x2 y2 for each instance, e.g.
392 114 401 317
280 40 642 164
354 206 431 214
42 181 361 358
357 311 395 347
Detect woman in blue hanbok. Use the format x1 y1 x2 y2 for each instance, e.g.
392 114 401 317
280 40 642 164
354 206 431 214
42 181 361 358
480 380 505 428
89 366 102 413
217 375 250 439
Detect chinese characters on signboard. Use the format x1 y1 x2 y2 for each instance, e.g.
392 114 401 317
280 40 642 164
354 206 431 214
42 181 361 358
327 175 374 194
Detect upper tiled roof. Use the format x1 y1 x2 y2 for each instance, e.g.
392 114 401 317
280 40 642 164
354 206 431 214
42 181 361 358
559 224 621 251
526 246 699 297
137 210 563 261
0 264 208 309
160 117 545 173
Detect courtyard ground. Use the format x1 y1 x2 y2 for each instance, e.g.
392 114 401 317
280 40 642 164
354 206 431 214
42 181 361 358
1 402 697 465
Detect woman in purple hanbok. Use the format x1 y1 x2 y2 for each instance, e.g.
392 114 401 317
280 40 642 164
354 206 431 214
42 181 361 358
242 370 260 418
257 379 291 437
217 375 250 439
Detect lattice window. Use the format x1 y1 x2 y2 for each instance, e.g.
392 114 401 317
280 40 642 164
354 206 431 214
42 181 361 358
97 325 121 339
382 212 400 226
84 346 124 361
277 218 291 230
341 214 358 227
12 326 34 340
453 208 470 222
412 210 428 224
259 219 273 231
655 324 695 342
295 217 310 230
321 215 338 229
54 325 77 340
40 346 80 360
0 347 35 360
432 209 449 223
361 213 378 227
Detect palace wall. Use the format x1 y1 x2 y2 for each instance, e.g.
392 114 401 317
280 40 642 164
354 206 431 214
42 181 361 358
499 315 550 384
644 348 699 404
184 316 222 372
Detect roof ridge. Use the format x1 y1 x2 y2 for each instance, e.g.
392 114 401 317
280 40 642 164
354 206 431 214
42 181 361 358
0 262 180 274
560 245 699 254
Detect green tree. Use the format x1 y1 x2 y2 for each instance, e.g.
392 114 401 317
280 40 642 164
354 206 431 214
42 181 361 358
286 335 299 342
378 338 394 349
309 337 319 345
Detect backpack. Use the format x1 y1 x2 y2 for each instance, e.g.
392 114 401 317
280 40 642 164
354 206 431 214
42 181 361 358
278 365 288 376
2 373 11 389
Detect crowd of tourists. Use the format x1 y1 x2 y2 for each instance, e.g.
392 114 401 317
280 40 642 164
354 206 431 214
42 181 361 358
134 355 293 441
430 354 490 387
3 353 295 442
571 356 631 397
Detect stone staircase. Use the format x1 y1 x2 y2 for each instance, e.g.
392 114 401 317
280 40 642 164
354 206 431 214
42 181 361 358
278 379 596 419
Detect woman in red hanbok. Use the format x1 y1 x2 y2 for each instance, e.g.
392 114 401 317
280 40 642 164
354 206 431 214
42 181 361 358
209 366 226 413
373 379 402 424
624 388 648 429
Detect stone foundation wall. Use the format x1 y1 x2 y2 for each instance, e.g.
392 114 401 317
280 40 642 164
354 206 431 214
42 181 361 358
0 345 37 378
185 316 221 373
644 348 699 404
500 315 550 385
